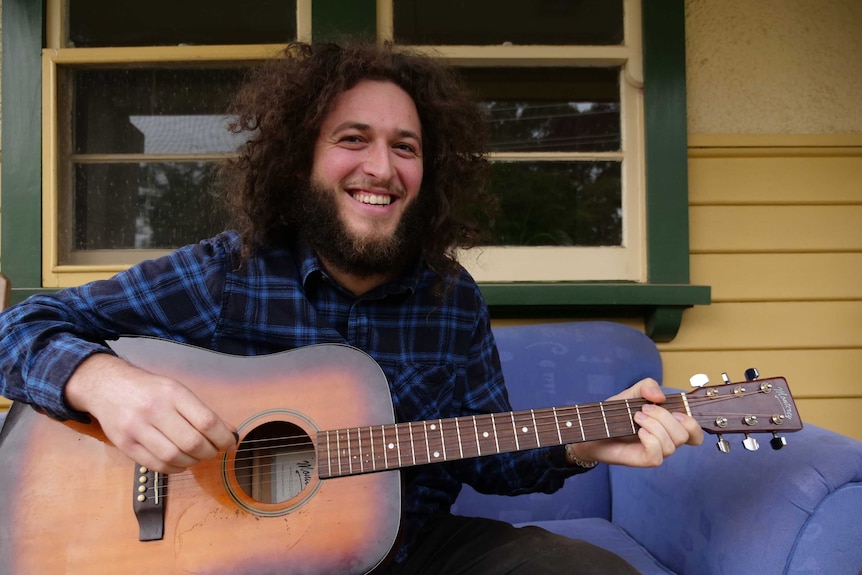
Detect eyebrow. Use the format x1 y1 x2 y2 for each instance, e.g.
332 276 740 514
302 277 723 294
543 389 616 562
331 122 422 144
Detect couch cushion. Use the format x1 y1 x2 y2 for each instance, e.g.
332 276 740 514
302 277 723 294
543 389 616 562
515 517 675 575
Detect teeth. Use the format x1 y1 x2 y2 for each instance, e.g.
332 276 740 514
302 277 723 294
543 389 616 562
352 192 392 206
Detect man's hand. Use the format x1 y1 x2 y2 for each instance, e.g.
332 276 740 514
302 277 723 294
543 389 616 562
566 378 704 468
64 353 238 474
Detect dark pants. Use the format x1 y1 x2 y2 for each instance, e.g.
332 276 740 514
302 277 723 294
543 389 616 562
374 514 640 575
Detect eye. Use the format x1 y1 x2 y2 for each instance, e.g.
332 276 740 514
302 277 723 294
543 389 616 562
393 142 419 157
339 135 364 145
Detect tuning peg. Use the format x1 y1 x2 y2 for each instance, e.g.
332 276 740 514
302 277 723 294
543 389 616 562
744 368 760 381
721 373 731 385
716 434 731 453
770 433 787 450
742 434 760 451
690 373 710 388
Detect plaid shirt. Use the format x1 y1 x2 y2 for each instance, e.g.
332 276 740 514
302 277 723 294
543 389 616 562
0 231 579 561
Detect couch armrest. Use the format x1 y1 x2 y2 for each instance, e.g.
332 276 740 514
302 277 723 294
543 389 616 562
610 420 862 574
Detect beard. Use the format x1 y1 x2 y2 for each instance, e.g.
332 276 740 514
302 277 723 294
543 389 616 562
294 179 432 279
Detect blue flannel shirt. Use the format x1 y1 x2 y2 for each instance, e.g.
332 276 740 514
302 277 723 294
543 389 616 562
0 231 580 561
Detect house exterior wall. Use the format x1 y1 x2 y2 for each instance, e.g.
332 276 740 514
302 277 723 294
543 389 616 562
662 0 862 440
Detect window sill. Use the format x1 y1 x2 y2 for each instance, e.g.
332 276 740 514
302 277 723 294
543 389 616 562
480 282 711 342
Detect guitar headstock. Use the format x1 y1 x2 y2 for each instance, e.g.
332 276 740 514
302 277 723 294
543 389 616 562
686 370 802 453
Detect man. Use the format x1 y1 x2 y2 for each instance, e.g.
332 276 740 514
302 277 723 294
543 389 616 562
0 42 702 574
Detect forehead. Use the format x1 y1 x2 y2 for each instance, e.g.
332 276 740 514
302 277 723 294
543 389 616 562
322 80 422 136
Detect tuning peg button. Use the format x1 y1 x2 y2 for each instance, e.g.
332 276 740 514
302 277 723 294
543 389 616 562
744 368 760 381
716 435 731 453
743 434 760 451
770 433 787 450
690 373 710 388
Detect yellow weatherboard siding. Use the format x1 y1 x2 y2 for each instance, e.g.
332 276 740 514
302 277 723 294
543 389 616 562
660 134 862 441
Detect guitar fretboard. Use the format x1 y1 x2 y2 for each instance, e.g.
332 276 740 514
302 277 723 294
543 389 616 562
317 395 689 479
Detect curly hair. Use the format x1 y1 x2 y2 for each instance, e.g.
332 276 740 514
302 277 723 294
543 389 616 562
221 41 497 280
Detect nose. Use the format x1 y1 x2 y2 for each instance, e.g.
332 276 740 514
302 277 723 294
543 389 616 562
362 141 394 183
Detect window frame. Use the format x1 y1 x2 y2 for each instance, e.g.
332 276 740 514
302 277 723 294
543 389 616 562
1 0 709 341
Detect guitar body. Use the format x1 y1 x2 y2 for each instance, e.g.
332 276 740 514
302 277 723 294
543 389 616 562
0 338 402 575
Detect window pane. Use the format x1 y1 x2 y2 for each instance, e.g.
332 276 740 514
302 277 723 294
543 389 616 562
69 0 296 47
70 162 227 254
462 68 621 153
73 68 248 155
488 161 622 247
394 0 623 45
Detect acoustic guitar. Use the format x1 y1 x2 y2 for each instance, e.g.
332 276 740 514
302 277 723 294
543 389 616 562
0 336 802 574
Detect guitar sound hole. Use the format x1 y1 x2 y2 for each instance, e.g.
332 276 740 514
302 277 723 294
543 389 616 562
235 421 315 504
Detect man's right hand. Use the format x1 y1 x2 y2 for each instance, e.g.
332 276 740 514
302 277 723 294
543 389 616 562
64 353 238 474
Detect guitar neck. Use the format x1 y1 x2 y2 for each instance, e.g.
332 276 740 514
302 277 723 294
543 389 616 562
317 395 688 479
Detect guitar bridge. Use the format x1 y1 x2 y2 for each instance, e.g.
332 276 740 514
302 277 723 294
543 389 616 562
132 463 167 541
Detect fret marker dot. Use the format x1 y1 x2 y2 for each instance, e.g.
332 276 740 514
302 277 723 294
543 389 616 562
482 431 489 438
430 424 437 431
388 443 395 449
566 421 573 428
433 451 440 458
522 426 529 433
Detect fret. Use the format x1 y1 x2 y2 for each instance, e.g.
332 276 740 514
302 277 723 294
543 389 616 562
576 405 586 441
625 400 636 434
394 423 403 468
436 419 447 461
509 413 520 451
599 402 610 438
489 414 500 453
530 410 541 446
472 416 482 456
380 425 389 470
454 418 465 458
552 407 563 444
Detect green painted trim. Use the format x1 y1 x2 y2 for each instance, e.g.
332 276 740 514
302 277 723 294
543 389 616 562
480 283 709 308
642 0 691 284
312 0 376 42
1 0 43 291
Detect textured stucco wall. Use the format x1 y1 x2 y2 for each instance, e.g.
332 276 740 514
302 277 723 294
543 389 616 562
685 0 862 134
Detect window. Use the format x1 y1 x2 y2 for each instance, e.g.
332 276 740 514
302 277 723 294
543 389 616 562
41 0 642 284
8 0 706 339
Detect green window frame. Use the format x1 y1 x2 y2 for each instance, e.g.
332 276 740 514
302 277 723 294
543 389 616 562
0 0 709 341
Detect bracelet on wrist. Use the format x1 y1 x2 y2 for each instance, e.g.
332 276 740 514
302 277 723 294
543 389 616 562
565 444 599 469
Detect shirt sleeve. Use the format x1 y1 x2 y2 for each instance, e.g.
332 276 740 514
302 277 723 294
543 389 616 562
444 294 587 496
0 235 231 421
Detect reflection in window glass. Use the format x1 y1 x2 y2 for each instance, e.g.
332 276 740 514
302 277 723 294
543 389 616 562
69 0 297 47
488 162 622 247
72 162 227 251
462 67 621 153
73 68 248 154
394 0 623 45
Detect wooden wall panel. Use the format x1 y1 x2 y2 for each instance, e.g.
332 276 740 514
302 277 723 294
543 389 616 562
692 253 862 301
794 398 862 441
689 153 862 205
690 205 862 252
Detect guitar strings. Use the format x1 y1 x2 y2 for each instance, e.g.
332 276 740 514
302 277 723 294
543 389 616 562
144 387 790 494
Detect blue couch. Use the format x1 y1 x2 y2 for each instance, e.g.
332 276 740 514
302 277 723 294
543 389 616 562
452 321 862 575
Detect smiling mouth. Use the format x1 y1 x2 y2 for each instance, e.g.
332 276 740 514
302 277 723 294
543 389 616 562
351 191 393 206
